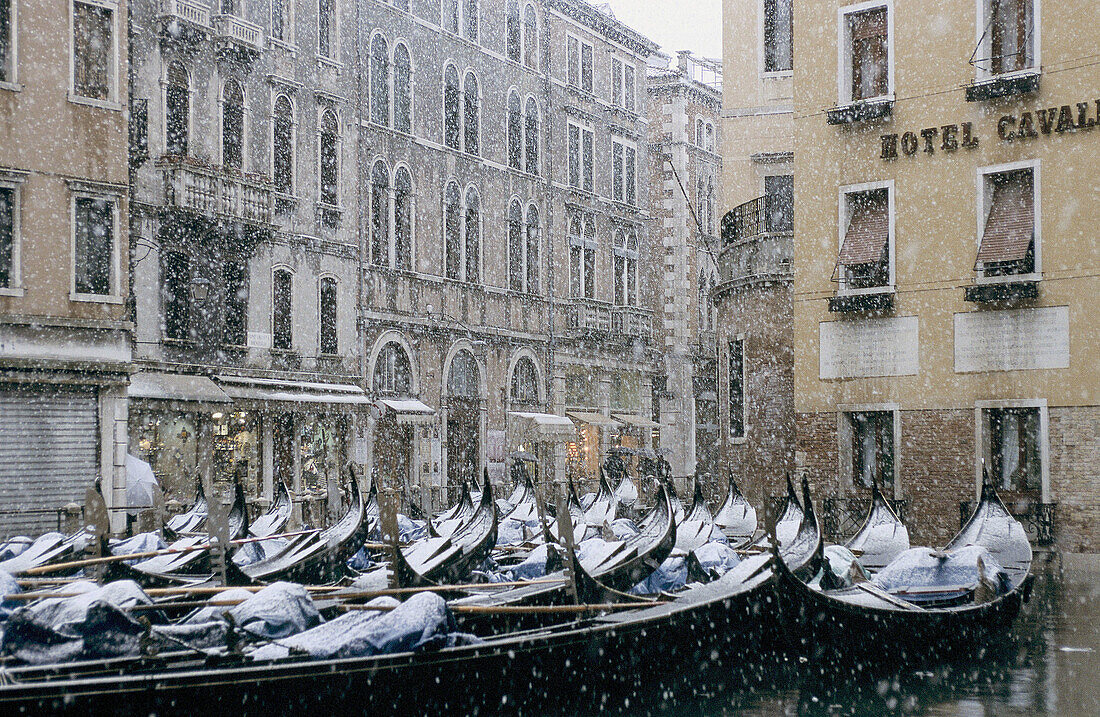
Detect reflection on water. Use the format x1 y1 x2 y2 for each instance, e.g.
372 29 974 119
586 555 1100 716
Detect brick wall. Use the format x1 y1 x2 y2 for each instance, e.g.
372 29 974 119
897 409 974 546
1050 406 1100 553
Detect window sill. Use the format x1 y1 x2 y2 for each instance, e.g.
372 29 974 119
269 347 298 356
965 71 1040 102
828 291 895 314
70 292 124 305
316 55 343 71
964 280 1039 304
268 39 297 54
67 93 123 112
162 337 195 347
760 70 793 80
826 98 894 125
0 81 22 93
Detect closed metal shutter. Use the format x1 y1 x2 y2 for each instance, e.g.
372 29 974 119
0 385 99 538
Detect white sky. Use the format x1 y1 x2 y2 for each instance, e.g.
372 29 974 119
600 0 723 60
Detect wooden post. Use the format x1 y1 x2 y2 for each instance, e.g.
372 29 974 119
554 486 579 604
377 477 401 589
84 485 110 582
207 489 231 587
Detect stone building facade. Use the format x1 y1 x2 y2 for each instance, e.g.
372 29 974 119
646 52 723 491
0 0 132 535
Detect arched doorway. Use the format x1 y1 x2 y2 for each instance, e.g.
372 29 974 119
373 341 413 492
446 349 481 486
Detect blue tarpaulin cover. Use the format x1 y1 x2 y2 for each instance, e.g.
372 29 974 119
873 545 1008 594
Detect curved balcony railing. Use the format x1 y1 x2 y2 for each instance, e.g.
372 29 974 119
717 196 793 286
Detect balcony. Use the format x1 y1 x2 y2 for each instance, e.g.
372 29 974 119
212 14 264 56
158 157 274 228
612 305 653 341
566 298 612 336
160 0 211 30
717 195 793 287
824 495 909 542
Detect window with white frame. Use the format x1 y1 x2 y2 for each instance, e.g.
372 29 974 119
981 404 1043 493
221 79 245 170
463 71 479 156
506 0 521 62
443 64 460 150
978 0 1036 77
835 183 892 292
443 182 480 283
611 57 636 111
568 212 596 299
845 410 895 490
705 123 714 152
319 276 338 355
464 186 480 283
374 342 412 396
840 2 891 104
727 338 745 439
763 0 793 72
463 0 478 41
271 0 293 45
511 357 539 406
318 0 337 60
0 179 20 291
1 0 14 84
72 192 118 298
612 138 637 206
567 34 593 92
223 261 248 346
272 268 293 350
764 174 794 233
508 200 540 294
443 0 459 34
393 43 412 134
367 161 415 270
370 34 390 126
272 95 294 193
695 118 704 146
444 181 461 279
72 0 117 102
612 227 638 306
165 62 190 157
568 121 593 192
318 108 340 206
443 0 477 41
976 163 1038 278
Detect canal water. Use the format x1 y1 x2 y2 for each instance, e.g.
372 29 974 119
577 554 1099 716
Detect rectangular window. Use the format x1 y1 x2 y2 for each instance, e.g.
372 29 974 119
764 0 794 72
613 230 638 307
612 57 622 106
223 262 248 346
836 185 891 291
1 0 13 84
976 166 1036 277
73 196 115 296
318 0 336 59
983 406 1041 492
162 252 190 341
580 41 593 92
582 128 593 192
567 35 579 87
73 1 114 101
848 411 894 490
272 270 293 350
319 277 338 354
987 0 1035 75
624 64 635 112
625 145 636 206
569 123 593 192
764 174 794 233
0 185 17 289
271 0 292 44
844 4 889 102
727 338 744 439
612 140 636 205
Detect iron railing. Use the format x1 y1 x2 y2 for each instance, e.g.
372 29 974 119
960 500 1056 546
721 195 793 247
823 496 910 543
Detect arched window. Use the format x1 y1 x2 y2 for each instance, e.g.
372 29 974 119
443 65 460 150
165 62 189 157
370 161 390 266
272 268 293 350
319 109 339 205
463 72 479 155
613 228 639 306
374 342 412 396
569 212 596 299
318 0 336 59
506 1 521 62
524 97 538 175
222 80 244 170
319 276 338 354
444 0 459 34
394 167 413 271
695 118 704 146
444 181 461 280
162 251 190 340
511 356 539 406
273 95 294 193
507 91 522 170
370 34 390 126
507 200 523 291
464 186 480 284
525 204 540 294
523 4 538 69
447 349 480 399
463 0 478 41
393 43 412 134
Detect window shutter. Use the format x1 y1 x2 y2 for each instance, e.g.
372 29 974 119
976 174 1034 265
837 191 889 265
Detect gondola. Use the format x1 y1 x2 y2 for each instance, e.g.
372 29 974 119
581 468 617 529
757 473 802 550
774 474 1034 663
393 482 498 588
713 472 758 547
163 479 208 540
547 479 588 545
434 479 475 538
249 481 292 538
227 474 373 586
502 463 539 525
666 478 686 524
674 478 715 553
843 475 909 573
0 527 93 576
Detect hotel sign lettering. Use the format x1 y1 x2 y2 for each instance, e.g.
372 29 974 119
880 99 1099 160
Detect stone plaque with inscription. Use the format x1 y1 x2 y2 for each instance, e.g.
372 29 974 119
819 316 920 379
954 306 1069 373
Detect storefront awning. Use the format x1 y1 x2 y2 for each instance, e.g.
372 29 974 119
215 375 371 406
566 411 621 428
129 372 231 404
612 413 662 429
508 412 578 442
376 398 436 424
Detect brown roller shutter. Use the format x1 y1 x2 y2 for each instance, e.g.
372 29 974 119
976 171 1034 265
838 189 889 266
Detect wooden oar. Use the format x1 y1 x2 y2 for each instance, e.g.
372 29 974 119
342 602 667 615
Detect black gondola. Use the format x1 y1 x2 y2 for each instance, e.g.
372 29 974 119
843 474 909 573
394 482 498 588
582 468 617 528
502 463 539 525
675 478 714 553
249 482 292 539
774 474 1034 663
163 479 208 540
434 479 474 538
713 472 757 548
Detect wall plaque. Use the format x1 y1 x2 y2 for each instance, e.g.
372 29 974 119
819 316 920 379
954 306 1069 373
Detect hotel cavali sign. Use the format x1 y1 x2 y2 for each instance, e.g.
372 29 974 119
879 99 1099 160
